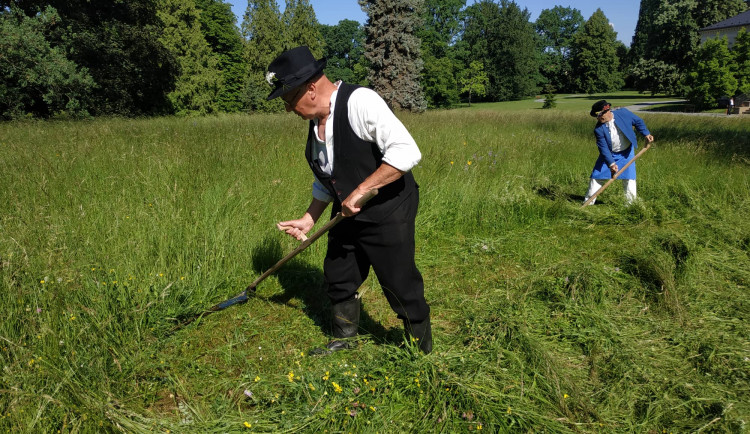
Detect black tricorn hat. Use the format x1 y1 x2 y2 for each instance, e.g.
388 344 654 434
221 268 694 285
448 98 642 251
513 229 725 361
266 46 327 101
590 100 611 117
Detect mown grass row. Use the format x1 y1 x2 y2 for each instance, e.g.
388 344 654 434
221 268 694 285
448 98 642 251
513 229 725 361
1 103 748 432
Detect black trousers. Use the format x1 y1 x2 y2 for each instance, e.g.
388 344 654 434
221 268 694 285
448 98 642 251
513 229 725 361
324 192 429 323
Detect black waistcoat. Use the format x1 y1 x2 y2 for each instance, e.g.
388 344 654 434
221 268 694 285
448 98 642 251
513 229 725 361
305 82 417 223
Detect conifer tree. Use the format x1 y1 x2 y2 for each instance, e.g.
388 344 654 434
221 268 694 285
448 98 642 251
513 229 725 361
194 0 247 112
282 0 324 58
570 9 623 94
242 0 285 111
158 0 221 115
359 0 426 112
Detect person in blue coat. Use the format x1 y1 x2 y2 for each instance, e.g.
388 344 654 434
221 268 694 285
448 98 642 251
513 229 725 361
585 100 654 205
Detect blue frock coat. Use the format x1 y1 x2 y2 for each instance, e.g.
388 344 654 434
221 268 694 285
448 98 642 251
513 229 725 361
590 108 651 180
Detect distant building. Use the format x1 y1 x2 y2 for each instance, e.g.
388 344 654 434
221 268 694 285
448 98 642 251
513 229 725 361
699 10 750 47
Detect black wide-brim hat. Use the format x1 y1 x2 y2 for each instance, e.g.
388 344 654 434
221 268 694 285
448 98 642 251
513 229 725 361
266 46 327 101
590 100 611 117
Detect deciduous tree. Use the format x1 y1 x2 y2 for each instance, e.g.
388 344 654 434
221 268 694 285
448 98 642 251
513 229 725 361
460 0 500 100
7 0 179 116
491 0 539 100
686 37 737 109
731 29 750 95
629 0 746 95
418 0 464 108
319 19 366 84
535 6 583 92
459 60 488 106
0 6 94 119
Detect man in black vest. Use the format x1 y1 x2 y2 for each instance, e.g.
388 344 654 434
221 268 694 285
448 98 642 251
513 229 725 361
266 46 431 354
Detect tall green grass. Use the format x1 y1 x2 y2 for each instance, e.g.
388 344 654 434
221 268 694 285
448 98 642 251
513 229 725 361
1 101 748 432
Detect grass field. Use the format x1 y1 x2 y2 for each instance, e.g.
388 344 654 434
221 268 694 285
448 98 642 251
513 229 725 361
1 94 749 432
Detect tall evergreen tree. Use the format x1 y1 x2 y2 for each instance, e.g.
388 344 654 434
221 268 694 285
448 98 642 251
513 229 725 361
194 0 247 112
570 9 623 94
535 6 584 93
158 0 221 116
359 0 426 112
242 0 285 112
282 0 324 57
6 0 179 116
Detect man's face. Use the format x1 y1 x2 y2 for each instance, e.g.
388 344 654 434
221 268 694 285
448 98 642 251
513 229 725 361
597 108 614 123
282 84 313 119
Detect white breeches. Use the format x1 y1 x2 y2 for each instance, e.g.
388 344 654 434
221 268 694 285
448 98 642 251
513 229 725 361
585 178 637 205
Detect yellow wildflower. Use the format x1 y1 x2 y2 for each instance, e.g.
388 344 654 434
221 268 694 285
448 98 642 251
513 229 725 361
244 421 251 428
254 376 260 382
309 383 315 391
287 371 295 382
332 382 342 393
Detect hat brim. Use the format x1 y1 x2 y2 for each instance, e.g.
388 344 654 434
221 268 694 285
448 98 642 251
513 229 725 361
590 101 611 117
266 59 327 101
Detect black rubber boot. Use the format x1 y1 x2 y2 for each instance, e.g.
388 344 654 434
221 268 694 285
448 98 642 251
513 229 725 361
311 295 360 355
404 316 433 354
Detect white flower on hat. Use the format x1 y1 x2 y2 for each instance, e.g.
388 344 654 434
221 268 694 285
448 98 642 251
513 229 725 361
265 71 276 86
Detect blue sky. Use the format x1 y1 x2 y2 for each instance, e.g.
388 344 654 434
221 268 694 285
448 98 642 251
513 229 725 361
228 0 639 46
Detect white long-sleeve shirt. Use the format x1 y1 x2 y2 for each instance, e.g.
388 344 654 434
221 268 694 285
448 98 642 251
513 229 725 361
310 84 422 203
605 118 630 153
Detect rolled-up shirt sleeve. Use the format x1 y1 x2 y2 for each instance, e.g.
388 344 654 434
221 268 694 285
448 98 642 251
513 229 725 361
347 88 421 172
312 178 334 203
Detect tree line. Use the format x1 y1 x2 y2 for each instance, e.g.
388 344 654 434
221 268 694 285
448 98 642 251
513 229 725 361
1 0 748 119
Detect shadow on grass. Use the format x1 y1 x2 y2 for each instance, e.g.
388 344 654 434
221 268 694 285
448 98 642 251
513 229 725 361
534 185 589 204
654 122 750 162
253 236 404 347
566 94 678 101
